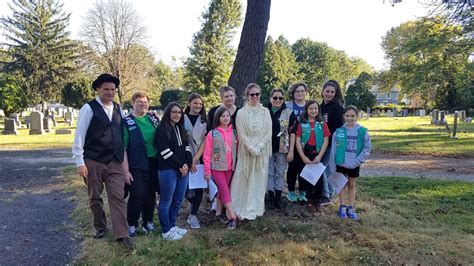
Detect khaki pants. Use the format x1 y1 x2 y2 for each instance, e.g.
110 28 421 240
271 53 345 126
84 158 128 239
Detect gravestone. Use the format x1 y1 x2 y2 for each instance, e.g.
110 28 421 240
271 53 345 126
387 110 394 117
464 117 472 123
24 116 31 129
0 110 4 117
65 111 74 126
55 129 72 135
366 108 371 119
401 109 408 117
2 118 18 135
43 117 52 133
9 113 21 127
431 109 439 124
58 108 64 117
439 110 446 124
29 111 45 135
459 110 466 121
49 115 57 127
419 109 425 117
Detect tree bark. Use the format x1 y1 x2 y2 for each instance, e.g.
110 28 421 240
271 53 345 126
228 0 271 107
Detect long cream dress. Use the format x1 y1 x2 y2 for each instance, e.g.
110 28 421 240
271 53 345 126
231 103 272 220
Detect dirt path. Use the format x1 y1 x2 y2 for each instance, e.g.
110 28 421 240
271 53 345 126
363 151 474 182
0 149 79 265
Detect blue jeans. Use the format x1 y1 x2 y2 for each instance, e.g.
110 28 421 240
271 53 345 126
322 146 333 198
158 169 189 233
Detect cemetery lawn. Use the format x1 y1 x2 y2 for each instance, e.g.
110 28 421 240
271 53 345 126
0 127 74 150
65 167 474 265
359 116 474 158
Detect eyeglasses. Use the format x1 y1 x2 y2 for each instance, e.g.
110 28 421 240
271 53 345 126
272 96 284 101
249 93 261 97
294 90 306 94
171 110 183 115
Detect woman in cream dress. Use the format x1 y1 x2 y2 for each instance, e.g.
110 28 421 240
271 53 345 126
231 83 272 220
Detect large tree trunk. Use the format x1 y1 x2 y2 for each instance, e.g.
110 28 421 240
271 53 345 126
228 0 271 107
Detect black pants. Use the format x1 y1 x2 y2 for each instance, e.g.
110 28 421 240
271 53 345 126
299 145 324 202
186 188 204 215
126 158 157 227
287 150 307 192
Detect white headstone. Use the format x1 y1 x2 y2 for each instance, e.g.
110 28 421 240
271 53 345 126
419 109 425 117
29 111 45 135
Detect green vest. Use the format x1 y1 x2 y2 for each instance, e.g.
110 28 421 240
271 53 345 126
210 128 237 171
300 121 324 152
335 126 367 165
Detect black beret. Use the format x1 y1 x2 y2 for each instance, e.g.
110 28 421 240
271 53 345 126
92 74 120 90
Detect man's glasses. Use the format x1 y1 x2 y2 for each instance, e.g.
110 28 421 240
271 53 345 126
249 93 261 97
272 97 284 101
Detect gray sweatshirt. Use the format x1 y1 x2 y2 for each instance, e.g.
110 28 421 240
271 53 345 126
329 123 371 171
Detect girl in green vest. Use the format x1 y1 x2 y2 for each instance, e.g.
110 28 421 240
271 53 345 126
295 100 331 213
329 105 371 220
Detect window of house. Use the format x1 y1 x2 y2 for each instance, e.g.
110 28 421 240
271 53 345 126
386 93 391 99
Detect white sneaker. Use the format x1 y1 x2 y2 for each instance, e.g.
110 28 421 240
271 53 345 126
171 226 188 236
162 230 183 241
187 215 201 229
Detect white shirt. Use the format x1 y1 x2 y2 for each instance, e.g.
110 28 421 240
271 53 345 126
72 96 124 167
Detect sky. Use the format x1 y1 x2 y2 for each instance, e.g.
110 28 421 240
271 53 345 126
0 0 432 70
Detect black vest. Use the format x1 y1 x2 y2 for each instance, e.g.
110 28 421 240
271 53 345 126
83 99 124 164
123 113 159 170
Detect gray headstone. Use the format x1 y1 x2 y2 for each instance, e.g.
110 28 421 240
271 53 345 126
58 108 64 117
9 113 21 127
459 110 466 121
65 111 74 126
29 111 45 135
451 111 459 138
2 118 18 135
43 117 52 133
419 109 425 117
55 129 72 135
431 109 439 124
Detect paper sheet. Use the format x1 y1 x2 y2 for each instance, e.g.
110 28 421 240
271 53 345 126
208 178 218 201
300 163 326 186
188 164 207 189
328 172 348 194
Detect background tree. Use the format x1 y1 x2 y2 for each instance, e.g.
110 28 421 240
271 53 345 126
159 89 186 108
61 76 94 109
0 73 28 117
345 72 376 111
184 0 242 107
381 18 473 110
81 0 149 105
292 38 372 100
1 0 78 111
257 35 300 104
152 60 184 105
228 0 271 106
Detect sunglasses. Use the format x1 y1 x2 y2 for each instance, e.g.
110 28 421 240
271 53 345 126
272 96 284 101
249 93 261 97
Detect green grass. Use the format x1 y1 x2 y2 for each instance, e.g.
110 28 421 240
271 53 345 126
359 116 474 157
1 116 472 157
65 168 474 265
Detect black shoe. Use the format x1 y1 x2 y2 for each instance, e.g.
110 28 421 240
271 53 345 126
267 190 275 210
117 237 134 251
275 190 282 209
319 197 331 206
93 229 107 239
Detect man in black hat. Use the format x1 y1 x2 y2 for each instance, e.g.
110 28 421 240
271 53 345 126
72 73 133 249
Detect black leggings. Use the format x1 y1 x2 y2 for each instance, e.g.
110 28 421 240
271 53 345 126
287 151 309 192
126 158 157 227
299 145 324 202
186 188 204 215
